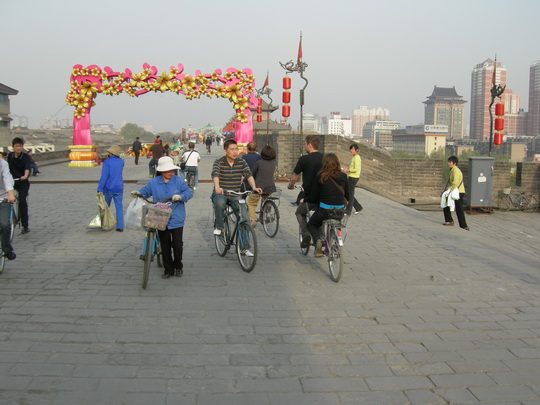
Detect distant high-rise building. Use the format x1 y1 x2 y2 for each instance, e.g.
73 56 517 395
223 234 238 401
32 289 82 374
501 89 521 114
351 106 390 137
470 58 507 141
363 121 401 148
327 113 352 136
423 86 466 139
302 113 321 133
527 60 540 137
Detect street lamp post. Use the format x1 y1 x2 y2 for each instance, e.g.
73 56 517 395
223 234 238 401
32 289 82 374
280 33 308 156
488 57 506 156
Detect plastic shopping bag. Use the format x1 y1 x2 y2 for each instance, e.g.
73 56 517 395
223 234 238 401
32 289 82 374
125 197 146 231
96 192 117 231
87 214 102 229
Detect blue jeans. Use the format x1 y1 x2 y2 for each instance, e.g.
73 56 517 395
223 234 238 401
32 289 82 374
183 166 198 187
0 202 14 255
104 192 123 230
212 194 248 231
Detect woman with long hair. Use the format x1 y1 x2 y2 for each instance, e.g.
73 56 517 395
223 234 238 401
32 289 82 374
305 153 349 257
246 145 277 226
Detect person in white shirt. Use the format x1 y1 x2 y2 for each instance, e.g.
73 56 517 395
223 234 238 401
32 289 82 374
181 142 201 189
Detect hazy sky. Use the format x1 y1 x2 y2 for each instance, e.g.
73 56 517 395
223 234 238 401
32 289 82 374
1 0 539 133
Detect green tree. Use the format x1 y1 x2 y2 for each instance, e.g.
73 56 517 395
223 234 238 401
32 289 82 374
120 123 144 140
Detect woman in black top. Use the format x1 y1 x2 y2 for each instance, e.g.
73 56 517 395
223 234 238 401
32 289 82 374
306 153 350 257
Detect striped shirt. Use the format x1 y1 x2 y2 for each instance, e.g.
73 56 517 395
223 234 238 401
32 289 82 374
211 156 252 192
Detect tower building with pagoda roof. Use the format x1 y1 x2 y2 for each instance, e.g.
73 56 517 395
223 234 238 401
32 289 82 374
423 86 466 139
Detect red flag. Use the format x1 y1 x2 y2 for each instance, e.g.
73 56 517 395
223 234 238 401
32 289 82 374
262 72 269 89
297 36 303 62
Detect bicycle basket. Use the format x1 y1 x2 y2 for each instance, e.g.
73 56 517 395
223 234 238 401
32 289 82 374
326 208 345 220
142 203 172 231
503 187 511 195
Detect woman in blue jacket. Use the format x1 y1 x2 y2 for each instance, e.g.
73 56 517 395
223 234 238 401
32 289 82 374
136 157 192 279
97 145 125 232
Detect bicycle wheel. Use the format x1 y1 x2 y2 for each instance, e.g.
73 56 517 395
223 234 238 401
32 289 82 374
155 237 163 268
215 215 230 257
0 253 5 275
498 195 512 211
236 222 257 273
299 225 310 255
327 229 343 282
261 200 279 238
142 231 153 289
524 195 538 213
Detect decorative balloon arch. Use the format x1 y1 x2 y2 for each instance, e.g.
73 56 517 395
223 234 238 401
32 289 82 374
65 63 257 166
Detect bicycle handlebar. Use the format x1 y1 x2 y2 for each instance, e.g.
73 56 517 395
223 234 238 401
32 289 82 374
223 190 252 197
134 194 172 204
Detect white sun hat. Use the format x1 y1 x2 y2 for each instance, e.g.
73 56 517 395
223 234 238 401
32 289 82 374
156 156 180 172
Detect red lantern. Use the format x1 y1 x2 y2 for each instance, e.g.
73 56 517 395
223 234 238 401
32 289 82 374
256 115 262 123
257 98 263 105
282 104 291 118
494 132 503 146
256 106 263 114
494 118 504 131
495 103 505 116
283 76 291 89
282 91 291 104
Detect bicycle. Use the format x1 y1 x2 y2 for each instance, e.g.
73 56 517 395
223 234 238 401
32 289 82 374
498 187 538 213
0 189 19 274
320 209 347 282
296 186 314 256
134 194 172 289
185 169 195 190
296 186 346 282
255 188 281 238
213 190 258 272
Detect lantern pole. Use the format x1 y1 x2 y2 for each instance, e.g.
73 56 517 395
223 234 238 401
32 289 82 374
280 32 308 146
256 85 273 137
488 55 506 157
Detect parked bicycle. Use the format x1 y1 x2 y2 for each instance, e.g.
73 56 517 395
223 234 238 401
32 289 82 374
296 186 346 282
498 187 538 212
254 188 281 238
213 190 258 272
0 189 19 274
134 194 173 289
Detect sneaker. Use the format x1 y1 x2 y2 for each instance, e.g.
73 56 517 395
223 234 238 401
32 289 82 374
243 250 255 257
21 228 30 234
213 229 222 235
314 239 323 257
442 222 454 226
6 251 16 260
161 272 171 279
300 234 311 249
175 268 183 277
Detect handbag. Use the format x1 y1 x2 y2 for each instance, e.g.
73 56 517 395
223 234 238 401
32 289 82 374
96 192 117 231
180 150 194 170
125 197 146 231
330 177 348 206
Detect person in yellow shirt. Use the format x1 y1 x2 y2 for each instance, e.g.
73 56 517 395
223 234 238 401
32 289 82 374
343 143 363 215
443 155 469 230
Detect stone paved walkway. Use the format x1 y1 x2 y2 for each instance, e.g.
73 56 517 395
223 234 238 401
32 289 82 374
0 146 539 404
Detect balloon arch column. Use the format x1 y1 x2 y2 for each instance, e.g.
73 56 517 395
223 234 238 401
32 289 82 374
66 63 257 167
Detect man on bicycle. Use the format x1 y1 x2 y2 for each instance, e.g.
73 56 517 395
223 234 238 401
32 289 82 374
181 142 201 190
287 135 323 248
0 157 16 260
212 140 261 236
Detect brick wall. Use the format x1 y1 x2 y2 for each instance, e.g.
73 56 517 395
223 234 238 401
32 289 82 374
271 133 540 205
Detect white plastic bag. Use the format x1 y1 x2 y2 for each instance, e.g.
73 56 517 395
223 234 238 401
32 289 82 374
125 198 146 231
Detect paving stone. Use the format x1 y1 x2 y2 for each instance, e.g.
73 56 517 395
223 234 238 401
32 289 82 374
0 155 538 402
